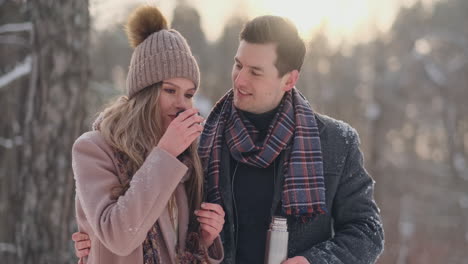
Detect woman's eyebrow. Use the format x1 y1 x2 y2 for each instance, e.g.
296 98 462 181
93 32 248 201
162 81 196 91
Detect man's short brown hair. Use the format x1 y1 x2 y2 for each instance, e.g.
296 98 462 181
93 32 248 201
240 15 306 77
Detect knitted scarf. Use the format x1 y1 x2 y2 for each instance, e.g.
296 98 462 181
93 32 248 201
199 88 327 218
92 115 207 264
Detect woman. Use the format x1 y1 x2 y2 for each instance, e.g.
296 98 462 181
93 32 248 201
72 6 224 264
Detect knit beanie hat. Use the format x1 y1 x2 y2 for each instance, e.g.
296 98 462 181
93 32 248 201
125 6 200 98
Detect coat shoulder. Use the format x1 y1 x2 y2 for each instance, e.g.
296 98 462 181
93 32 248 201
315 113 360 146
72 131 115 163
73 131 109 151
74 130 104 144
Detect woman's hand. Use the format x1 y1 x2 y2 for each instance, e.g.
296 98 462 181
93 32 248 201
195 202 225 248
157 108 204 157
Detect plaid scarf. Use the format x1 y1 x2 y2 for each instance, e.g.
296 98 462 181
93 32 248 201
199 88 327 218
92 114 207 264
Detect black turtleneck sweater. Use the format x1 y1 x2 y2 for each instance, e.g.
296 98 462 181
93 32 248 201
231 107 279 264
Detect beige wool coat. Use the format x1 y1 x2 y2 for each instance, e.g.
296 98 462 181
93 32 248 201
72 131 223 264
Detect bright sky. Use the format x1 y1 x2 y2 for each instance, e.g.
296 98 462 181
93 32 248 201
91 0 439 45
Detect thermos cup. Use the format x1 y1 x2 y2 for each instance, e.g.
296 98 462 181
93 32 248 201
264 216 288 264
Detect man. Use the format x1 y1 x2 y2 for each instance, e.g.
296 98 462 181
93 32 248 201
73 15 384 264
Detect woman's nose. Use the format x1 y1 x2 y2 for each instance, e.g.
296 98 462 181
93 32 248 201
174 94 188 110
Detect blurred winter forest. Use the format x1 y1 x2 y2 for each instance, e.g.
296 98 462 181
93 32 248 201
1 0 468 263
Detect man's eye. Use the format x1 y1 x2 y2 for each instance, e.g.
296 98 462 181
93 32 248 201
235 64 242 69
252 71 260 76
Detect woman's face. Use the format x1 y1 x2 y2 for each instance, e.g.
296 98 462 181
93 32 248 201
158 77 197 131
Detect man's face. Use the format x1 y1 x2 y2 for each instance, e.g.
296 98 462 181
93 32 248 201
231 41 292 114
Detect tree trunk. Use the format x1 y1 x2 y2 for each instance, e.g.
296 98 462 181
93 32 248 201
0 1 89 263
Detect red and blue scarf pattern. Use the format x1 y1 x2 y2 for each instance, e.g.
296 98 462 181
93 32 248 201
199 88 327 218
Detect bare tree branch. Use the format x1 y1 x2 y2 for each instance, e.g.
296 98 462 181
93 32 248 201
0 22 32 34
0 55 31 89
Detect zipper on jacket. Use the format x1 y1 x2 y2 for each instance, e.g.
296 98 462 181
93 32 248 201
231 161 240 253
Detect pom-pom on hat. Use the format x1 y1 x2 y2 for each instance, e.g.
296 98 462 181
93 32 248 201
125 6 200 97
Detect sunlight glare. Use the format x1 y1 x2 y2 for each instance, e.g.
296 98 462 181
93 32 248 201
250 0 381 43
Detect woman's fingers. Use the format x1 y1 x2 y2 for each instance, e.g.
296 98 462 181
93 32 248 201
200 203 225 216
175 108 198 122
71 232 89 242
180 113 204 129
75 248 90 258
158 108 204 157
197 216 223 231
183 126 203 147
195 209 224 222
200 222 219 234
197 203 225 247
195 203 225 232
72 232 91 258
75 240 91 251
186 123 204 136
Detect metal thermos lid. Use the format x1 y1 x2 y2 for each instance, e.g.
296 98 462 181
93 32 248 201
270 216 288 232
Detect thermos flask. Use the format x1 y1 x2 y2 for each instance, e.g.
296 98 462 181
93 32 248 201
264 216 288 264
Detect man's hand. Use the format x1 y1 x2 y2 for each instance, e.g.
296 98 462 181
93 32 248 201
72 232 91 261
282 256 310 264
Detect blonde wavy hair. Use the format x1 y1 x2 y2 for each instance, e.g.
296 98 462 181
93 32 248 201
98 82 204 228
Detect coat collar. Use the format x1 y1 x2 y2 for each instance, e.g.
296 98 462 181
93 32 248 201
315 113 327 135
